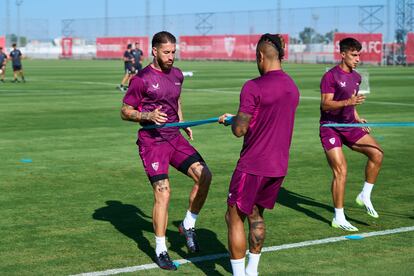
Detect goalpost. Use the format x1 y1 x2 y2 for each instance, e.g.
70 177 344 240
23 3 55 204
325 67 371 95
355 68 370 95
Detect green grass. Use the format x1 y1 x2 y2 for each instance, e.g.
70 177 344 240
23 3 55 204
0 60 413 275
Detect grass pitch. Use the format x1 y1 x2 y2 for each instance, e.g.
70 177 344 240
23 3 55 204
0 60 413 275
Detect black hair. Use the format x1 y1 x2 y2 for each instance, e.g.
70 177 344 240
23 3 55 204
339 37 362 53
12 43 16 47
152 31 176 48
127 44 132 49
257 33 285 60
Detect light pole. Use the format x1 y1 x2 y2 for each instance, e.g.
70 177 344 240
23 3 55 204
104 0 108 36
16 0 24 47
6 0 11 41
162 0 166 30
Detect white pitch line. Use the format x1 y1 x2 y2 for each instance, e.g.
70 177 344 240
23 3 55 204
70 225 414 276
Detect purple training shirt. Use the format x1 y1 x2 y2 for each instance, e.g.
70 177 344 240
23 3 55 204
320 65 362 124
123 65 184 143
235 70 300 177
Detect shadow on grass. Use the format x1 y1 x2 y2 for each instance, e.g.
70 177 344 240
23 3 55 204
278 188 369 226
92 200 231 275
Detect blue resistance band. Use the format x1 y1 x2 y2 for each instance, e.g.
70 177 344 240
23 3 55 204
322 122 414 128
142 116 234 130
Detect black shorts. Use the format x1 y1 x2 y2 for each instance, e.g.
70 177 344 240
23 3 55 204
13 64 22 71
135 63 142 72
124 64 134 74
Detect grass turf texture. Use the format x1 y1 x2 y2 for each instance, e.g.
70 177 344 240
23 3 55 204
0 60 413 275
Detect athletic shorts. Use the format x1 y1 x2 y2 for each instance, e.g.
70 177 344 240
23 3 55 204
135 63 142 72
13 64 22 71
124 64 134 74
227 169 284 215
138 134 205 184
319 126 367 151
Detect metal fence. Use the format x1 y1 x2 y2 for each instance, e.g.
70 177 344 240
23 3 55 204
0 18 49 44
60 5 389 41
1 3 413 64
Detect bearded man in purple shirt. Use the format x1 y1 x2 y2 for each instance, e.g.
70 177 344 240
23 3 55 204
219 34 299 276
319 37 383 232
121 31 212 271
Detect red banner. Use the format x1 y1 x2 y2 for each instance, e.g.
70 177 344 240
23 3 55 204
96 37 149 59
61 37 73 57
406 33 414 64
334 33 382 63
179 34 289 61
0 36 5 48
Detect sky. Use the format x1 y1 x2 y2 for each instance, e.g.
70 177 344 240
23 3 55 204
0 0 393 40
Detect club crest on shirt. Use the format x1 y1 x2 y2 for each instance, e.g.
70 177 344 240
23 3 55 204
224 37 236 57
152 83 160 90
329 138 336 145
339 81 346 88
151 162 159 171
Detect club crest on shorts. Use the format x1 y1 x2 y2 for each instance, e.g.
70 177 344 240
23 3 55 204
152 162 159 171
329 138 336 145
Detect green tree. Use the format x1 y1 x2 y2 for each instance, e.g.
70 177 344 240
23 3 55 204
299 27 316 44
324 29 339 43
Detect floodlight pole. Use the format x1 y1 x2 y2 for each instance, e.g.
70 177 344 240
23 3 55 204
277 0 281 33
162 0 166 30
6 0 11 41
104 0 109 36
146 0 150 36
15 0 23 47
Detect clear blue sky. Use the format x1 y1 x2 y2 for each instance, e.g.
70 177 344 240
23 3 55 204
1 0 393 40
4 0 386 19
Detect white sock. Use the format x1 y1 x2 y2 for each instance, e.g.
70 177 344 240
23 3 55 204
245 252 261 276
230 258 246 276
183 210 198 230
155 236 168 256
362 182 374 200
334 208 346 223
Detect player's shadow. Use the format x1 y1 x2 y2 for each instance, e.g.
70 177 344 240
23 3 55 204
92 201 231 274
92 200 158 260
171 220 232 275
277 188 368 226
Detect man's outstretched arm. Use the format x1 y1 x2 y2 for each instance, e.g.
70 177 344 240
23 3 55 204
219 112 252 137
121 103 167 124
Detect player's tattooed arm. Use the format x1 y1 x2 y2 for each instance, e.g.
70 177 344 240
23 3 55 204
121 103 142 122
232 111 252 137
121 103 168 124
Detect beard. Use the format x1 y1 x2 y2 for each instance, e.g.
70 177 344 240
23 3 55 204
157 56 173 71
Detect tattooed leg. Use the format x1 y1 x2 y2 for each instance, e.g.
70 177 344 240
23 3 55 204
152 178 171 237
247 205 266 254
